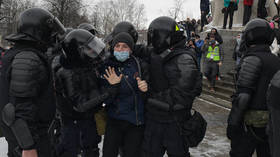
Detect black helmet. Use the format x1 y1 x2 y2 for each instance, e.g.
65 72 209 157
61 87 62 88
243 18 274 47
78 23 99 35
148 16 185 53
112 21 138 43
62 29 105 66
57 28 74 43
6 8 65 46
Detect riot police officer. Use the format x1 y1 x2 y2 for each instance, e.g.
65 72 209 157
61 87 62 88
0 8 65 157
227 18 280 157
78 23 99 36
53 29 121 157
267 71 280 157
142 16 202 157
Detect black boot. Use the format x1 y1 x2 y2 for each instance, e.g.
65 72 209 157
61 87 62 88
82 148 100 157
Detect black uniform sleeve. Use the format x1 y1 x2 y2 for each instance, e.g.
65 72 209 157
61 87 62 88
237 56 262 94
267 71 280 109
150 54 201 111
57 68 119 112
9 51 46 149
228 56 262 127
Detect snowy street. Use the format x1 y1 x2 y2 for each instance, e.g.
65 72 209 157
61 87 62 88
0 97 234 157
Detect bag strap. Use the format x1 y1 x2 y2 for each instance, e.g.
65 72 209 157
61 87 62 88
131 55 142 79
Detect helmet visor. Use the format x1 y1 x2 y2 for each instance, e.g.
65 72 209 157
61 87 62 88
52 17 66 37
83 36 106 59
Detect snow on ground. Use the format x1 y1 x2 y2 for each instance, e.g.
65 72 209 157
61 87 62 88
0 138 8 157
0 99 232 157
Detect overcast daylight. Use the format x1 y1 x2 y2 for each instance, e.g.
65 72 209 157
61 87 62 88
2 0 279 156
35 0 201 28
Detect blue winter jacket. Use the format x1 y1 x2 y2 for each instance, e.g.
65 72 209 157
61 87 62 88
195 40 204 58
224 0 239 7
99 56 145 126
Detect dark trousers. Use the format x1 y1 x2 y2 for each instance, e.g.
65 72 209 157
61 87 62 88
56 118 100 157
197 56 201 71
229 126 271 157
142 119 190 157
257 0 267 19
204 60 219 88
243 5 252 26
201 11 208 31
223 2 235 29
102 118 144 157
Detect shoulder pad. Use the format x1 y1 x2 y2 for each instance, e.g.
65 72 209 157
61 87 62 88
9 51 45 97
241 55 262 69
238 56 262 90
177 53 196 65
14 51 41 61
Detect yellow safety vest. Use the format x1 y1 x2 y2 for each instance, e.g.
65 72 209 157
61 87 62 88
206 46 220 61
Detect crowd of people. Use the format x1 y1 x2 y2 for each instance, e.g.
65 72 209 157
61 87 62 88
222 0 280 29
1 1 280 157
0 7 203 157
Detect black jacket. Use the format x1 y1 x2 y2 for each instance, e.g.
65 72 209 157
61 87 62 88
146 41 202 123
228 45 280 126
0 43 56 149
99 56 148 125
207 30 223 45
267 71 280 157
53 55 118 120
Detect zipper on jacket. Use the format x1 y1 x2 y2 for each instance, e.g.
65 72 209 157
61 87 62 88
119 67 140 126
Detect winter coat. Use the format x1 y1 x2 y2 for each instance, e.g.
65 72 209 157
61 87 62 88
224 0 240 7
207 29 224 45
99 56 147 126
195 39 204 58
146 40 202 123
244 0 253 6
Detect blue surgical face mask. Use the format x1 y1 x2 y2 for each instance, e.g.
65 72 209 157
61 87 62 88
113 51 130 62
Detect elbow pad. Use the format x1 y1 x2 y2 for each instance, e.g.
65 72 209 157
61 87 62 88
2 103 34 150
228 93 251 126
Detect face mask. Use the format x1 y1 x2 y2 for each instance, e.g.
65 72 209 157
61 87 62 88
209 40 215 45
114 51 130 62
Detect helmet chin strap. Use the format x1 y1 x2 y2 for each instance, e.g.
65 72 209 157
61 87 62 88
159 49 171 58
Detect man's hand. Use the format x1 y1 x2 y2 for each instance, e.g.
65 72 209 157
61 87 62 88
136 77 148 92
22 149 38 157
218 61 222 66
103 66 123 85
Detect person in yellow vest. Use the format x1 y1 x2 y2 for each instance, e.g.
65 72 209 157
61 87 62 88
203 35 223 92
